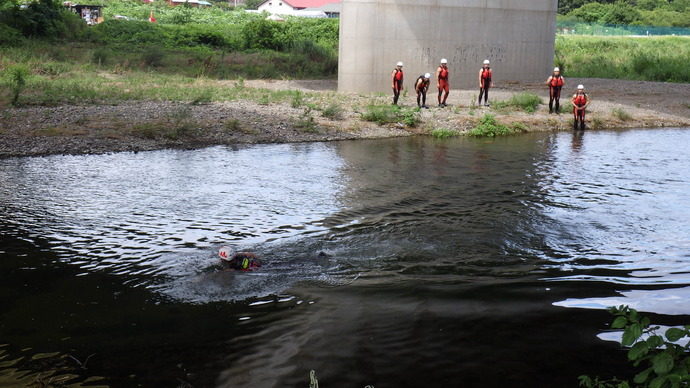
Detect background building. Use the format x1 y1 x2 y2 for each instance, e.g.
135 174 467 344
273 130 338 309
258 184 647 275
338 0 558 92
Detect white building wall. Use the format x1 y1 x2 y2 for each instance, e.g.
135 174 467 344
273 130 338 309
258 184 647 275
257 0 296 13
338 0 558 92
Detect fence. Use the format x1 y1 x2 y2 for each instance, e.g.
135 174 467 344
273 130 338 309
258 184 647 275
556 21 690 36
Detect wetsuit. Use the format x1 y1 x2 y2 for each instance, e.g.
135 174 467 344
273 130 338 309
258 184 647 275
572 93 589 130
479 67 492 105
222 252 261 271
548 74 564 113
392 68 404 105
415 76 430 108
437 66 449 106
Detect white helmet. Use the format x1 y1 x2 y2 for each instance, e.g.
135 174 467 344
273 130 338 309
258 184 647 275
577 84 584 89
483 59 490 65
554 67 560 72
396 61 403 67
424 73 431 79
219 246 235 260
440 58 447 64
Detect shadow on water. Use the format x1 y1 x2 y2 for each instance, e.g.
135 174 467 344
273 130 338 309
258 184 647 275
1 128 689 387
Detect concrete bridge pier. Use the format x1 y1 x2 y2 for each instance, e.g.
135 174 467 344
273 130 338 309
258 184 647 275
338 0 558 93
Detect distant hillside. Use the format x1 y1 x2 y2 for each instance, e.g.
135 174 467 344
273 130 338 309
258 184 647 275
558 0 690 27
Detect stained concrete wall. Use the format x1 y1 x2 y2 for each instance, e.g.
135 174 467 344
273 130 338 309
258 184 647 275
338 0 558 92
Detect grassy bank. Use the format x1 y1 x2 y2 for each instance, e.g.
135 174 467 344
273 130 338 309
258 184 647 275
554 35 690 83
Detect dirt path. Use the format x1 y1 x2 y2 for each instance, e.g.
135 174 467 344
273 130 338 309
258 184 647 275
1 78 688 158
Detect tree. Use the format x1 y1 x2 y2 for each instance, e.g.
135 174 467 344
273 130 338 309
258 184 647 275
601 1 642 24
569 2 611 22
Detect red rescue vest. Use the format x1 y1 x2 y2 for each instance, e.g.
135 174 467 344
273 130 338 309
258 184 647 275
550 75 564 87
573 93 588 107
481 68 492 81
416 76 429 90
438 67 449 80
394 69 403 82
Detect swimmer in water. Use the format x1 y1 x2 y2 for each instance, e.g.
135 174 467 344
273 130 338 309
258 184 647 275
218 246 261 271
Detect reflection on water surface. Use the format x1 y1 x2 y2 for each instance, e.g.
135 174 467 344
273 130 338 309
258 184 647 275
1 128 689 387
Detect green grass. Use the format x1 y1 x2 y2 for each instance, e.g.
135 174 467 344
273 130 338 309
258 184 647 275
467 114 529 137
611 107 633 121
360 104 420 127
555 35 690 83
491 92 543 113
321 103 344 120
431 128 461 138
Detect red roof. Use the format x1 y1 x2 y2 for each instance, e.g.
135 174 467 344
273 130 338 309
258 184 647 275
269 0 339 8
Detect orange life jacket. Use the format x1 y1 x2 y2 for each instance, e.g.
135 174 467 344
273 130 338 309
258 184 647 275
550 75 564 87
438 67 449 80
573 93 588 107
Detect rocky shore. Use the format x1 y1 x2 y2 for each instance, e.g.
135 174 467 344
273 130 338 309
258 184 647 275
1 78 688 158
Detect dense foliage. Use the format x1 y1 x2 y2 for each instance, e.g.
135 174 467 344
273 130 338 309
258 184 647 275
555 35 690 82
558 0 690 27
0 0 86 43
0 0 339 78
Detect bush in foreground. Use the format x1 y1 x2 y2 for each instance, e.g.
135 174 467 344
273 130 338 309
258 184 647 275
579 305 690 388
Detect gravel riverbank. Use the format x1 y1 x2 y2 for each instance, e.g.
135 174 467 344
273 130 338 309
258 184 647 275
1 78 688 158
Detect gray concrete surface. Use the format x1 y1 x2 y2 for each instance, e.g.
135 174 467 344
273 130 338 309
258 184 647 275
338 0 558 94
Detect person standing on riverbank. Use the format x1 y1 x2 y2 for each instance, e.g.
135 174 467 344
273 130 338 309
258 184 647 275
546 67 564 114
571 84 590 130
392 62 404 105
415 73 431 108
478 59 493 107
436 58 450 107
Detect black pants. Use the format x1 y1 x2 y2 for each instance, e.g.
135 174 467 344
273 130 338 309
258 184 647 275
393 82 402 105
479 86 490 104
549 86 562 113
416 90 427 107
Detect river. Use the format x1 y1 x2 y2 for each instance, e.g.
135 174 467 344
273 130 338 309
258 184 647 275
1 128 689 387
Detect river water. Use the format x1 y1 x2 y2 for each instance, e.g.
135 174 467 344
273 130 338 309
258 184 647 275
1 128 689 387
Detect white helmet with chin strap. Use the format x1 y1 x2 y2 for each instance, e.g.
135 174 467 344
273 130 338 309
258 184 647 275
219 246 235 260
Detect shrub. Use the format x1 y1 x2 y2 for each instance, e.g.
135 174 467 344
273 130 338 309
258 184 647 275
290 90 304 108
361 104 419 127
242 19 286 50
294 107 317 132
141 47 165 67
92 47 110 66
5 64 30 105
579 305 690 388
467 114 521 137
361 104 399 124
321 103 344 120
431 128 461 138
611 107 633 121
493 92 543 113
0 23 25 46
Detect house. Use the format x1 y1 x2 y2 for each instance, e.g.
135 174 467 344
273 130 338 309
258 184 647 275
257 0 339 16
165 0 211 7
303 2 339 18
64 3 104 25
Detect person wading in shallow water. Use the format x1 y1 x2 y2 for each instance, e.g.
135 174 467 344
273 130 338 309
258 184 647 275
546 67 565 114
436 58 450 107
571 84 590 130
391 61 404 105
415 73 431 109
218 246 261 271
478 59 493 107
